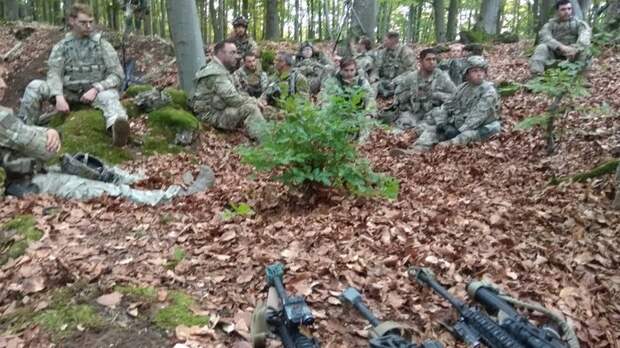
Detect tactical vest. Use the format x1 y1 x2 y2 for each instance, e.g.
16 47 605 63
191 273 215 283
549 18 581 46
61 35 107 93
241 68 264 98
378 46 404 80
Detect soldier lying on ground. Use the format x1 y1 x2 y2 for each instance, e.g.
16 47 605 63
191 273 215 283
393 48 456 130
18 3 130 147
393 56 501 154
189 40 266 141
529 0 591 75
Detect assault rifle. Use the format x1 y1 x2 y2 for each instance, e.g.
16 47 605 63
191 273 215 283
250 263 320 348
340 287 444 348
410 268 578 348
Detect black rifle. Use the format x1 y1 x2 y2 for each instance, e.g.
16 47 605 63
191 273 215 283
341 287 444 348
263 263 320 348
410 268 570 348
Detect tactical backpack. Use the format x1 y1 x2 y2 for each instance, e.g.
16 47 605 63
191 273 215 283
61 153 117 183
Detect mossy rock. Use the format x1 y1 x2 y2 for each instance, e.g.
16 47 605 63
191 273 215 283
148 106 199 132
0 215 43 266
495 32 519 44
163 87 188 109
153 291 209 331
460 30 490 44
122 98 142 119
124 84 155 98
498 81 522 97
49 108 133 164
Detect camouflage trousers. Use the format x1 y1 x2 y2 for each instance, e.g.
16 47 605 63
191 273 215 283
199 102 266 140
414 120 501 150
529 44 591 74
18 80 128 128
0 107 56 162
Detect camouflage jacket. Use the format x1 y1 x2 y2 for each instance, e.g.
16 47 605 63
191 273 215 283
263 68 309 107
0 106 54 175
374 45 416 81
396 68 456 114
233 66 268 98
320 74 376 115
47 32 124 96
355 52 376 82
446 81 500 132
438 57 468 85
190 57 254 117
295 57 329 79
229 34 258 57
540 16 591 51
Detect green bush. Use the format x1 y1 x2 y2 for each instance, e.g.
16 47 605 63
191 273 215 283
261 49 276 74
238 93 399 199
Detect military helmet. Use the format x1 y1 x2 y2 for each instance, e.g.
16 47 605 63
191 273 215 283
233 16 249 27
463 55 488 76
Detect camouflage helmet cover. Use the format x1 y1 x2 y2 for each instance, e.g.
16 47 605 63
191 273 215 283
463 55 488 77
233 16 249 27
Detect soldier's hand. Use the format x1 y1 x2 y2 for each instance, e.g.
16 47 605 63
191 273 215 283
81 88 99 103
55 96 70 113
564 46 578 59
46 129 61 153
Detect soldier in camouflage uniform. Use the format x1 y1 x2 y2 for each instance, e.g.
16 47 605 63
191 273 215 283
402 56 501 152
18 4 129 147
374 31 416 98
295 42 333 95
354 36 376 82
438 43 484 85
229 16 258 69
262 52 309 109
529 0 591 75
394 48 456 130
234 52 269 98
190 40 266 140
319 58 376 116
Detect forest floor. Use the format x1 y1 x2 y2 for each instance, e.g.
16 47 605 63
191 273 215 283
0 23 619 348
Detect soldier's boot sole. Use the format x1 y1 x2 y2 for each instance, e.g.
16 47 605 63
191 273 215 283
112 119 130 147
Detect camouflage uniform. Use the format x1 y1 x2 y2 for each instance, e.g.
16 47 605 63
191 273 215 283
189 57 266 140
355 51 376 82
373 45 416 97
1 106 206 205
231 35 258 60
414 56 501 150
438 57 468 86
295 57 332 94
233 65 269 98
18 32 127 129
394 68 456 129
529 16 592 74
264 69 310 106
319 74 376 116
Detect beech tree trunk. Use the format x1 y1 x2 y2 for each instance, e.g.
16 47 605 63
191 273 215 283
476 0 501 34
352 0 377 39
166 0 206 96
265 0 279 39
5 0 19 20
433 0 446 42
447 0 459 41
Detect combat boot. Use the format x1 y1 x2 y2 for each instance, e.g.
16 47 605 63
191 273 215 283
112 119 130 147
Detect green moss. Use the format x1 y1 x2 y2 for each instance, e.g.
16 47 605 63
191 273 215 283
142 131 183 156
498 81 522 97
571 160 619 183
122 98 142 119
125 84 155 98
1 215 43 266
153 291 209 330
165 246 186 270
163 87 188 109
148 106 199 132
460 29 490 43
51 108 133 164
115 285 157 302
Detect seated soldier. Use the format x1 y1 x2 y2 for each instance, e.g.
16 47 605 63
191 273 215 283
319 58 376 117
234 52 269 98
394 48 456 130
189 40 266 140
529 0 591 75
398 56 500 153
374 31 416 98
0 80 213 205
18 4 130 147
295 42 332 94
262 52 309 109
438 43 484 85
353 36 376 83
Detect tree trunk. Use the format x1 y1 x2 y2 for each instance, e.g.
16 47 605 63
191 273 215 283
265 0 279 39
446 0 459 41
433 0 446 42
5 0 19 20
406 5 416 43
166 0 206 96
352 0 377 39
476 0 501 35
496 0 505 34
63 0 72 22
